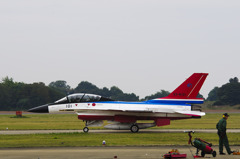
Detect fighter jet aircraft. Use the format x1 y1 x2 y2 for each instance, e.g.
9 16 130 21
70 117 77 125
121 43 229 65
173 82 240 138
28 73 208 133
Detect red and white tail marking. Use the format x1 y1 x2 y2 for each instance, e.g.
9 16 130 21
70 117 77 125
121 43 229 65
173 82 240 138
162 73 208 99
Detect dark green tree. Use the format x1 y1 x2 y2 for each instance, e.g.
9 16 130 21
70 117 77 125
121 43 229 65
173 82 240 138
109 86 139 101
143 90 170 101
0 77 64 110
110 86 123 95
101 87 111 97
1 76 15 87
73 82 139 101
49 80 71 95
207 87 219 101
214 77 240 106
74 81 101 94
229 77 239 84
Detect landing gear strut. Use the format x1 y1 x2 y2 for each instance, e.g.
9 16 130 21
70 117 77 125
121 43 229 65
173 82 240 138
83 120 89 133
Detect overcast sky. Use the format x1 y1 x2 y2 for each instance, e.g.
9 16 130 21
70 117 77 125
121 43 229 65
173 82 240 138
0 0 239 98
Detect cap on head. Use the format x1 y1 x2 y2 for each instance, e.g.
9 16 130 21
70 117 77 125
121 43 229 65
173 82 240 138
223 113 229 117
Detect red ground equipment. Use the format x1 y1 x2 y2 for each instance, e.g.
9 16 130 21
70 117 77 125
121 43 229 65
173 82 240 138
163 149 187 159
233 150 240 155
186 131 216 158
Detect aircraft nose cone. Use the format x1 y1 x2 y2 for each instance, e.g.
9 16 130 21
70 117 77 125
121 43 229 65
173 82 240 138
28 104 49 113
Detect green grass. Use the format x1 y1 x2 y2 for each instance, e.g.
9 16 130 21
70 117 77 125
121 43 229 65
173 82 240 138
156 113 240 129
1 113 240 148
0 114 82 130
0 113 239 130
0 133 240 148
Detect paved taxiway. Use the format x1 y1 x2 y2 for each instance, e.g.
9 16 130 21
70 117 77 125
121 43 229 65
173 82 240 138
1 146 240 159
1 129 240 134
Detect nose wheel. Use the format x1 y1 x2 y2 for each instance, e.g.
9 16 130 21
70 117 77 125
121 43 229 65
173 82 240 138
83 127 89 133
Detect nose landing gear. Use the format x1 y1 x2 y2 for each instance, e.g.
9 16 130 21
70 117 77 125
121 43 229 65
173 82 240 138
82 120 104 133
83 127 89 133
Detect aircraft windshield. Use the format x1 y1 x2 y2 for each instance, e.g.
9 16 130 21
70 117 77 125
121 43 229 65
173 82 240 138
68 93 101 103
54 93 113 104
81 94 101 102
54 97 68 104
68 94 84 103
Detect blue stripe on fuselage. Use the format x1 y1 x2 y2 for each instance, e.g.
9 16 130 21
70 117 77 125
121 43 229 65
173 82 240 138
94 99 202 106
146 99 204 105
48 99 203 106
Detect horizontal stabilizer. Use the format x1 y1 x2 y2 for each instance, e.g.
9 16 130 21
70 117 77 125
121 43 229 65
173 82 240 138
175 110 205 117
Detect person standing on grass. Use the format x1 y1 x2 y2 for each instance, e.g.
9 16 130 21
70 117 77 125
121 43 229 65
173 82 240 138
216 113 233 155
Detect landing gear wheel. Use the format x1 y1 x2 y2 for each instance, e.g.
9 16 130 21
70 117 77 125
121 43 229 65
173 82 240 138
212 151 216 157
130 124 139 133
83 127 89 133
201 151 205 157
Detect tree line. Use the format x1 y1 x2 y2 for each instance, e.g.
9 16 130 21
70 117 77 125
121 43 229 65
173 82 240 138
0 77 150 110
207 77 240 106
0 76 239 110
0 77 63 111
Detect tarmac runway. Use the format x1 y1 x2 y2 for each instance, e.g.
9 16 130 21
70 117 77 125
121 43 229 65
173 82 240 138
1 129 240 159
1 129 240 134
1 146 240 159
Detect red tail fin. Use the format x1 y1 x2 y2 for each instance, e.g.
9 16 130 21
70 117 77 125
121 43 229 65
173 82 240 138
164 73 208 99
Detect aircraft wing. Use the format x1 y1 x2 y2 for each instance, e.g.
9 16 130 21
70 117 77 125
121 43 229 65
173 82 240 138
74 107 175 113
108 108 174 113
174 110 205 116
105 109 205 116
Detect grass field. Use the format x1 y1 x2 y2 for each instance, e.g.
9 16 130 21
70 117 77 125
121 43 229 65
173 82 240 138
0 113 240 130
0 113 240 148
1 132 240 148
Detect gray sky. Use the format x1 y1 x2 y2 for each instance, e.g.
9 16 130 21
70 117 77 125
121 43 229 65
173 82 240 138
0 0 239 98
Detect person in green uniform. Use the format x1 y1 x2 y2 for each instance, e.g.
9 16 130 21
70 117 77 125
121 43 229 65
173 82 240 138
216 113 232 155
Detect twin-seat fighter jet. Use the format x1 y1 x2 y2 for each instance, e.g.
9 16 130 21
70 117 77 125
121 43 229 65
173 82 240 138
28 73 208 133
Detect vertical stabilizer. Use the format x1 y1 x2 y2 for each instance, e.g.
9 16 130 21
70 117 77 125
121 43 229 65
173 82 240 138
162 73 208 99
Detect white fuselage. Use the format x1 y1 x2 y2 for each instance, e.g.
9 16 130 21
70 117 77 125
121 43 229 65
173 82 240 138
48 101 195 121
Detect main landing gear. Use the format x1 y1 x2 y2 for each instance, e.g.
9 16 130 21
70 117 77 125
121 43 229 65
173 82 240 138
130 124 139 133
82 120 140 133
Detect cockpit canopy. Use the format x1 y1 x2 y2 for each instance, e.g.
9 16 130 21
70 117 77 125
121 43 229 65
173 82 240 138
54 93 113 104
